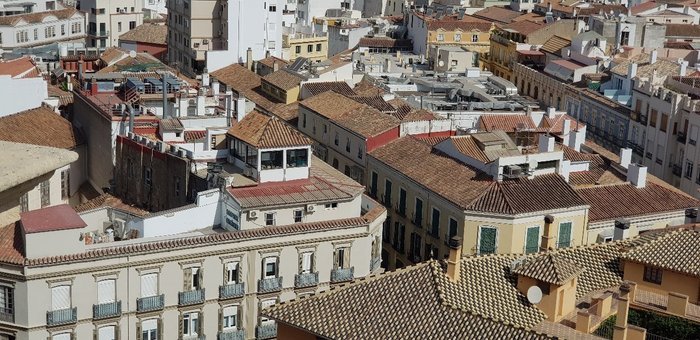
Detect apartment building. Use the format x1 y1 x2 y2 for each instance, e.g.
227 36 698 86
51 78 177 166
368 129 697 270
0 8 86 50
406 9 493 58
81 0 143 48
167 0 283 76
0 111 386 340
281 32 328 62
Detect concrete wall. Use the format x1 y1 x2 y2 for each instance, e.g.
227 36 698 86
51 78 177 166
0 76 48 117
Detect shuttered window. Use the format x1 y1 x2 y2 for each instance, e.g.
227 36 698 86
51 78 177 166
183 312 199 336
300 252 313 274
52 333 71 340
478 227 497 254
223 306 238 330
141 319 158 340
263 257 277 279
335 247 350 269
226 262 239 284
51 285 70 310
98 325 116 340
140 273 158 297
558 222 572 248
525 227 539 254
260 299 276 325
97 279 116 304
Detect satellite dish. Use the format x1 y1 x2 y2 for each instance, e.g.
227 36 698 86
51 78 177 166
129 50 137 58
527 286 543 304
438 60 445 67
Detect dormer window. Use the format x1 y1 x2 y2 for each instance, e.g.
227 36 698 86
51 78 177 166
261 151 283 169
287 149 308 168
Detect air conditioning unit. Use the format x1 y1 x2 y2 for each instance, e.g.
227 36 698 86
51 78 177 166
202 39 209 45
306 204 315 212
504 165 522 178
247 210 258 219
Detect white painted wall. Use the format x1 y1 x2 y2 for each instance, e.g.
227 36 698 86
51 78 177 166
129 189 221 238
0 12 86 49
0 76 47 117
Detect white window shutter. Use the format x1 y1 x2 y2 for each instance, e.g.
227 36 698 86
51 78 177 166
51 285 70 310
140 274 158 297
97 279 116 304
302 252 312 273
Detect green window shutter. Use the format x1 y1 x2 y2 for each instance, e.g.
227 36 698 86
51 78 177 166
558 222 572 248
479 227 497 254
525 227 539 254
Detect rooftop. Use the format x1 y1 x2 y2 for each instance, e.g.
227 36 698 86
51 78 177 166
257 56 290 69
665 23 700 38
0 7 81 26
301 81 356 97
262 69 305 90
621 228 700 277
358 37 413 49
0 141 77 192
610 53 680 79
211 64 281 111
75 193 151 217
472 6 524 24
540 35 571 56
20 204 86 234
0 56 39 78
0 105 81 149
227 110 311 148
414 11 493 32
119 23 168 45
512 253 584 285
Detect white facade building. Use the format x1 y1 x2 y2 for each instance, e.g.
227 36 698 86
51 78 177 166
81 0 143 48
0 8 86 50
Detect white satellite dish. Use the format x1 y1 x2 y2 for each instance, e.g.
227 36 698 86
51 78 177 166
129 50 137 58
527 286 543 304
438 60 445 67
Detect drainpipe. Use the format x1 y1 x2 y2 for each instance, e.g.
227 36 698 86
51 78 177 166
162 72 168 118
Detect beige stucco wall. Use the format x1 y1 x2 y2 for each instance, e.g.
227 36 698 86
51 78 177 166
623 261 700 303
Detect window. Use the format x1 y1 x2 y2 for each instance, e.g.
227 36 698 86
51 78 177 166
643 266 663 284
300 251 314 273
263 257 277 279
264 212 275 226
287 148 308 167
478 226 497 254
398 188 406 215
182 311 200 337
686 160 694 179
260 150 283 169
409 232 422 260
40 180 50 208
454 33 461 41
0 286 13 318
334 247 350 269
383 179 392 206
52 333 71 340
307 44 313 53
316 43 322 52
118 22 122 32
649 109 657 128
225 209 239 230
140 273 158 297
620 31 630 46
295 46 301 54
269 4 276 11
370 172 378 197
226 262 239 284
16 30 28 43
324 202 338 209
175 177 181 197
222 305 239 330
33 28 38 40
129 21 136 29
260 299 277 326
61 169 70 199
141 319 158 340
430 208 440 237
472 34 478 42
98 325 116 340
19 193 28 212
660 113 668 133
437 33 444 41
358 145 363 159
525 226 539 254
447 218 458 241
334 132 339 146
346 137 351 152
414 198 423 227
293 209 303 223
51 285 71 311
97 279 116 304
557 222 572 248
144 167 152 186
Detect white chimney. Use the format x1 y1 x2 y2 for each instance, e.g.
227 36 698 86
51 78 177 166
627 163 647 188
613 219 630 240
680 60 689 77
627 62 638 79
567 125 586 151
546 107 556 119
562 119 571 136
211 77 220 95
538 134 555 153
179 96 189 116
650 49 658 65
619 148 632 169
559 159 571 182
236 96 248 122
201 69 210 88
196 88 206 116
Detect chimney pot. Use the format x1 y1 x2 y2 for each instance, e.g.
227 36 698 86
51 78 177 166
626 163 647 188
544 215 554 224
619 148 632 169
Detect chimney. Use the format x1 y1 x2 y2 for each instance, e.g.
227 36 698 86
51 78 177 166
90 78 98 95
559 159 571 182
201 68 209 87
446 236 462 282
179 95 189 116
384 58 391 72
650 49 658 65
626 163 647 188
680 60 689 76
77 54 84 83
246 47 253 70
685 208 699 224
225 90 233 127
546 107 556 119
613 283 633 339
613 219 630 241
619 148 632 169
273 60 279 72
211 77 220 95
567 127 585 151
196 87 206 116
538 134 555 153
236 95 248 122
562 119 571 136
541 215 556 251
627 62 638 79
265 50 271 58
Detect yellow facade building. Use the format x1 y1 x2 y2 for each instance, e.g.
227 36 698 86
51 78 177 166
282 33 328 62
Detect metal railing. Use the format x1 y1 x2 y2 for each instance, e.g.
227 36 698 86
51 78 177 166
179 289 205 306
137 294 164 312
255 323 277 339
218 329 246 340
677 132 687 144
294 272 319 288
46 307 77 326
330 267 354 283
88 29 110 36
672 164 682 177
93 301 121 320
257 277 283 293
219 283 245 299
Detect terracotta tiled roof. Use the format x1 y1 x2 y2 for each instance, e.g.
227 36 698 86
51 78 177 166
47 84 74 106
559 144 596 163
119 23 167 45
20 204 86 234
265 261 550 339
610 53 680 78
480 114 538 132
0 56 39 78
352 78 386 96
0 106 79 149
541 114 585 134
227 110 311 148
0 223 24 265
262 70 304 90
0 8 81 26
665 23 700 38
540 35 571 56
331 105 400 138
183 130 206 142
159 118 183 132
575 182 699 222
99 47 129 65
257 56 290 69
211 64 281 111
269 102 299 123
97 52 164 73
349 95 396 112
473 6 523 24
399 108 443 122
300 91 365 120
416 135 449 146
512 253 584 285
450 135 490 163
302 81 356 97
75 193 150 217
621 227 700 277
502 20 544 36
415 12 493 32
630 1 661 15
358 37 412 49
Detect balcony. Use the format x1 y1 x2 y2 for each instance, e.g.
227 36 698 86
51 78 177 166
294 272 319 288
179 289 205 306
645 152 653 160
691 139 697 146
88 29 110 37
678 132 687 144
258 277 283 294
256 323 277 339
370 256 381 271
137 294 164 312
0 310 13 323
330 267 354 283
395 204 406 217
46 307 77 326
219 282 245 299
218 330 246 340
93 301 121 320
411 214 422 228
673 164 682 177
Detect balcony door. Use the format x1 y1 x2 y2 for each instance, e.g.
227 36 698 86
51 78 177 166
98 325 116 340
51 285 70 311
478 227 497 255
97 279 116 304
140 274 158 298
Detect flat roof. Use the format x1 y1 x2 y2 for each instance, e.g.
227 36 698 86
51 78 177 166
20 204 86 234
0 141 77 192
